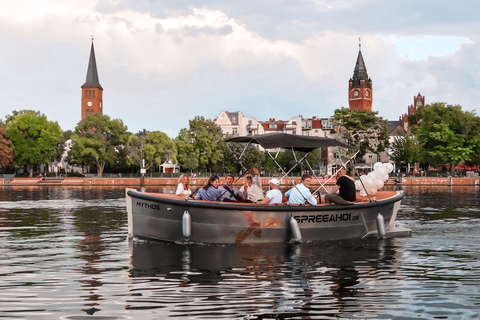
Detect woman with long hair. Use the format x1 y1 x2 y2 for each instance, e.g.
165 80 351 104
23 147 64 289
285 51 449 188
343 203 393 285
194 175 222 201
176 174 191 196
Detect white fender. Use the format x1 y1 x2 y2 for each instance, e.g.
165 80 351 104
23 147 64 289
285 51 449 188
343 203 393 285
376 213 386 238
290 217 302 242
182 211 191 239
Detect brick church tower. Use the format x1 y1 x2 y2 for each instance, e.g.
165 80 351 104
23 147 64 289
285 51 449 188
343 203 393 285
348 41 372 112
81 40 103 121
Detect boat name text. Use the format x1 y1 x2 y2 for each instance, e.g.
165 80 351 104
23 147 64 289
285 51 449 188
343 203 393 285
294 212 359 223
136 201 161 210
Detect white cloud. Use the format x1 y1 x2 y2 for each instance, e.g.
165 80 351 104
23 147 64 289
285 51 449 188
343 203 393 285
0 0 480 137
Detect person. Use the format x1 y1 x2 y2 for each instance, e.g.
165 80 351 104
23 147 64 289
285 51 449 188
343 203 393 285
239 167 264 202
285 174 317 205
194 175 222 201
256 178 283 205
324 167 356 205
176 174 192 196
218 174 244 202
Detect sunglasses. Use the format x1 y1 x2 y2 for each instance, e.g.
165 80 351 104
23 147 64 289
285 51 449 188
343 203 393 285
246 176 253 179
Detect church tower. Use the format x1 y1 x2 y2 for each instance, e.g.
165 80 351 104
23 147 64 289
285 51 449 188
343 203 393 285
81 40 103 121
348 40 372 112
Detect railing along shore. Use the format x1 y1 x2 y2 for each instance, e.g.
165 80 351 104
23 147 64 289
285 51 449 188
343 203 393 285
1 176 479 186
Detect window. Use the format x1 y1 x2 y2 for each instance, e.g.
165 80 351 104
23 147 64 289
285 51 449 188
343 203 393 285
232 128 238 135
269 123 277 129
92 90 95 98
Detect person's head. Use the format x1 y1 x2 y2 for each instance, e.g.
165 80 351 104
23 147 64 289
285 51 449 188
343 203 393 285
205 175 220 190
178 174 189 188
225 174 235 186
245 172 254 184
268 178 280 189
338 167 346 177
301 173 312 187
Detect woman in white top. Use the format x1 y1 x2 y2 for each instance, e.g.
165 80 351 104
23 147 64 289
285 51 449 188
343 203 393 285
176 174 192 196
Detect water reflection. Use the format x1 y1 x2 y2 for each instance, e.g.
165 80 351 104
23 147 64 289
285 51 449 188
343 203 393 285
127 239 404 318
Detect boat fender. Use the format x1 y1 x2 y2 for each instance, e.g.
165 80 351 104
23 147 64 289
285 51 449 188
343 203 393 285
182 211 191 239
290 216 302 242
376 213 386 239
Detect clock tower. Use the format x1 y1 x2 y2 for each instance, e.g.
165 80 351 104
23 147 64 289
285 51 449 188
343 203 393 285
348 40 372 112
81 40 103 121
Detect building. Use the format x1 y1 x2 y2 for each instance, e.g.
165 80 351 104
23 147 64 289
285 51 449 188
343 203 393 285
81 40 103 121
348 41 373 112
399 93 425 132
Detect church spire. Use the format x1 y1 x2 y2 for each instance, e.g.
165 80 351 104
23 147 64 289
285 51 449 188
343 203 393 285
348 39 373 112
81 40 103 89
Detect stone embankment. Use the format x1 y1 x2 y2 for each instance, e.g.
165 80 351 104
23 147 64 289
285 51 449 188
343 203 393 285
1 176 479 186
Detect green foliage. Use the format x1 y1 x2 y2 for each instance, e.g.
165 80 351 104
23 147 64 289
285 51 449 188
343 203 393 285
175 116 225 173
332 107 389 162
412 102 480 173
70 114 128 177
223 143 264 173
126 130 176 172
5 110 62 177
390 133 421 168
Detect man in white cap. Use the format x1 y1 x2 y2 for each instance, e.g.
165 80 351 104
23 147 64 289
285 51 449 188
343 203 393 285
256 178 283 205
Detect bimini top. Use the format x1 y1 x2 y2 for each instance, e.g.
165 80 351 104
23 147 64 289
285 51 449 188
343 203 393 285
226 133 355 152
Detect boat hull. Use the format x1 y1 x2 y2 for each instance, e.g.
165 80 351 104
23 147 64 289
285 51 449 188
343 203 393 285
126 189 410 245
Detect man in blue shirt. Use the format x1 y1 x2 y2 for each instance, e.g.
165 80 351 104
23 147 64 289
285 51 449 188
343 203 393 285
285 174 317 205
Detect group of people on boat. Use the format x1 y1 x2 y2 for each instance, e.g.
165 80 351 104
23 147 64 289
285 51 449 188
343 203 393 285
175 165 357 205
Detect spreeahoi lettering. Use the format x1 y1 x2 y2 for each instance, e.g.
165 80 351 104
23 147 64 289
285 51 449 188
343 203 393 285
294 212 359 223
136 201 160 210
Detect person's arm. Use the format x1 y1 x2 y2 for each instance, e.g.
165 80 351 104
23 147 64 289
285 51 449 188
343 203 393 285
330 184 340 194
256 196 271 205
285 188 292 199
175 183 183 195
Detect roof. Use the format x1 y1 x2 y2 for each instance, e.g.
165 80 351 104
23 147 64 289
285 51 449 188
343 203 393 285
81 42 103 89
226 133 355 152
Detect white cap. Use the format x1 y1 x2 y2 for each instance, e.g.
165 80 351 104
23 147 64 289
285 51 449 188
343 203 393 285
269 178 280 185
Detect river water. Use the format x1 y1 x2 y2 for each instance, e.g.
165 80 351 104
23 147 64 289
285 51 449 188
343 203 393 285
0 185 479 320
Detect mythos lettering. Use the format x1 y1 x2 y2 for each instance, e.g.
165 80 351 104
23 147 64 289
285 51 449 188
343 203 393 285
136 201 161 210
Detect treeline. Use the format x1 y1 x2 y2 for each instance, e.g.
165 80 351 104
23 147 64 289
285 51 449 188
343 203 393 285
1 102 479 178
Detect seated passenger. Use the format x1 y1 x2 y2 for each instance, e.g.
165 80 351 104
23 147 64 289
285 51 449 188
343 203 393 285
239 167 264 202
256 178 283 205
176 174 192 196
219 174 244 202
285 174 317 205
324 167 356 205
194 175 222 201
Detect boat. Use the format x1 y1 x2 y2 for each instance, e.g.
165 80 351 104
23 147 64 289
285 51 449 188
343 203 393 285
126 133 411 245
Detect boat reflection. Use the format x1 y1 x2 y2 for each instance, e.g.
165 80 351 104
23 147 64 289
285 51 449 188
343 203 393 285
127 239 403 318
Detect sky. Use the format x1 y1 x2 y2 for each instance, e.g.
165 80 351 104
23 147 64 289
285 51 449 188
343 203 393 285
0 0 478 138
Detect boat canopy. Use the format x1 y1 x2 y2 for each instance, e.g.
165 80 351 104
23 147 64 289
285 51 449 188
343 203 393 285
226 133 355 152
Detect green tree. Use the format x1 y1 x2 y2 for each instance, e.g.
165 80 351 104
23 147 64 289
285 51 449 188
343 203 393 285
332 107 389 163
223 142 264 174
175 116 224 173
126 130 176 173
5 110 63 177
70 114 128 177
413 102 480 174
389 133 421 170
0 125 13 169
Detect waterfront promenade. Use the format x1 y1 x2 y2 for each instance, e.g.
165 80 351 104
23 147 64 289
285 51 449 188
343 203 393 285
1 176 479 186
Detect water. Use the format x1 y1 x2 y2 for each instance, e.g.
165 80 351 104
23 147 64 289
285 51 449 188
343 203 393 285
0 185 479 319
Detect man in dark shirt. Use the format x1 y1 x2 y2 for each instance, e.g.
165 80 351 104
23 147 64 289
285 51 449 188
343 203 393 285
324 167 356 205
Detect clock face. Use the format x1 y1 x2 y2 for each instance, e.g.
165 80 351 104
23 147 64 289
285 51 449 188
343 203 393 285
87 101 92 107
365 90 369 97
416 100 422 106
354 90 359 97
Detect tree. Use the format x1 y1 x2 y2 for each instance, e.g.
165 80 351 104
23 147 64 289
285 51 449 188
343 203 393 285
5 110 63 177
332 107 389 163
70 114 128 177
126 130 176 173
0 125 13 169
222 142 264 174
412 102 480 174
175 116 224 173
389 133 421 171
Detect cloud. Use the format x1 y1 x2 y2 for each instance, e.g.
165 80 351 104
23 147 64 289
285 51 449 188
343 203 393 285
0 0 479 138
